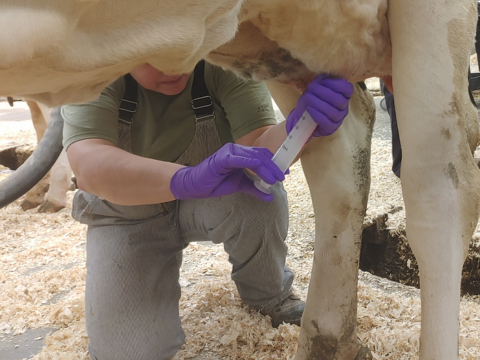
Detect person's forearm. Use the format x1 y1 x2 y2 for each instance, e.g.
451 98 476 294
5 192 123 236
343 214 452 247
252 121 305 165
68 140 184 205
251 121 287 152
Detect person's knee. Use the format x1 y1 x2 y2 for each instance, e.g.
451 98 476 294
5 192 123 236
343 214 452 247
238 182 289 238
239 183 288 245
220 183 289 257
196 182 289 259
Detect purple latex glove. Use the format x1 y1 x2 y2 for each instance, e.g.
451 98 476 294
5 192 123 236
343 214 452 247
286 74 354 137
170 143 285 202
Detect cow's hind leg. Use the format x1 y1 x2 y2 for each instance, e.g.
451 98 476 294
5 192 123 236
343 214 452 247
294 84 376 360
389 0 480 359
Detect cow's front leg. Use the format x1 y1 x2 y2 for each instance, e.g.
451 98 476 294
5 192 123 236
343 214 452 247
295 84 375 360
389 0 480 359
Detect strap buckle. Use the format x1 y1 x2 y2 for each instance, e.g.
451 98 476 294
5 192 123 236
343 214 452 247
191 96 212 110
194 112 216 122
118 117 134 126
119 99 138 113
118 98 138 125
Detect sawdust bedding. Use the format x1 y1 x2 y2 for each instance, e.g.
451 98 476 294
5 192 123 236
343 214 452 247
1 107 480 360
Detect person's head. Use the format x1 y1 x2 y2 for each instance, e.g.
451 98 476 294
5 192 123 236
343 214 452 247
129 64 191 95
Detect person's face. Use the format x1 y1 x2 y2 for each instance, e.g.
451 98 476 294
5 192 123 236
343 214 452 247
130 64 191 95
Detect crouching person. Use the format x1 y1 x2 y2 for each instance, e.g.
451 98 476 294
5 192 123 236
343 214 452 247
62 61 352 360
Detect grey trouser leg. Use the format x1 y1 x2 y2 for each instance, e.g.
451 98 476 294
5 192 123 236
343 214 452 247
178 182 293 307
73 192 185 360
73 182 292 360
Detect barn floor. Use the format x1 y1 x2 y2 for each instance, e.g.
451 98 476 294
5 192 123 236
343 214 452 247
1 83 480 359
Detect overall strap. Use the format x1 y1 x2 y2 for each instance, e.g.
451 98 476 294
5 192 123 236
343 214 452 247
177 61 222 167
191 60 215 122
117 74 138 152
118 73 138 125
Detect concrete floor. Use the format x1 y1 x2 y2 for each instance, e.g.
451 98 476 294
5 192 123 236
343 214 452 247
0 328 57 360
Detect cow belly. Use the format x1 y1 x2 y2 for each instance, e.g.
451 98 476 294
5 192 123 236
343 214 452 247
0 0 245 106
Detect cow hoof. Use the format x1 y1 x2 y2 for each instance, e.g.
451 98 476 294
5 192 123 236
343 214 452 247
20 199 41 211
38 200 65 213
354 346 372 360
70 177 78 190
69 181 77 191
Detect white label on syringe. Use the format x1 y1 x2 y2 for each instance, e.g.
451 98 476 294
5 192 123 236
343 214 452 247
255 110 317 194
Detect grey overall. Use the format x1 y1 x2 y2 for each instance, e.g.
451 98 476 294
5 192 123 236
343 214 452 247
72 71 293 360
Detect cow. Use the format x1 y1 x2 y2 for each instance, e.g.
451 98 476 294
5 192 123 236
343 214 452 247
0 1 478 359
6 98 73 212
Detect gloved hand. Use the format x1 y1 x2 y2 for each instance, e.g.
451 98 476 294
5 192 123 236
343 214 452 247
286 74 354 137
170 143 284 202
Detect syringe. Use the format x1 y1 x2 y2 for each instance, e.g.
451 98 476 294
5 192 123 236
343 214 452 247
255 110 318 194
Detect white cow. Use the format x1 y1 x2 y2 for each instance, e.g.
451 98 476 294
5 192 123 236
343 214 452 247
0 1 478 359
7 99 73 212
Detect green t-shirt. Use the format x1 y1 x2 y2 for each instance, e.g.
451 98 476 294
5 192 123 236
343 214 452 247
62 63 276 163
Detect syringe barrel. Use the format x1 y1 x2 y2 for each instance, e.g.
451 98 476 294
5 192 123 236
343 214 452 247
271 110 317 173
254 110 317 194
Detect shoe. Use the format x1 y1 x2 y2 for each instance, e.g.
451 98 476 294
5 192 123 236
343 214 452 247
258 294 305 328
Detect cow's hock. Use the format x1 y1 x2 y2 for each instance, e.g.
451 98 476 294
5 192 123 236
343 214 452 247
0 107 63 208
